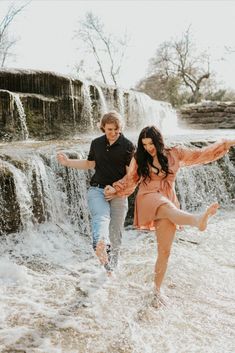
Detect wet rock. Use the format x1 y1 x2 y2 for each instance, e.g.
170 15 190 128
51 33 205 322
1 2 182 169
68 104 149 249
178 101 235 129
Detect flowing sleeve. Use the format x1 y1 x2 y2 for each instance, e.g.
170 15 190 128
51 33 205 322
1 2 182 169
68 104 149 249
176 139 230 167
112 157 139 197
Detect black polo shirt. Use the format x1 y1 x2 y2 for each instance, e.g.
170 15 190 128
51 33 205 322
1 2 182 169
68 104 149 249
87 133 135 186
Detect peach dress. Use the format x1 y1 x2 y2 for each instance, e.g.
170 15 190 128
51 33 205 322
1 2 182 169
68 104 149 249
113 140 230 230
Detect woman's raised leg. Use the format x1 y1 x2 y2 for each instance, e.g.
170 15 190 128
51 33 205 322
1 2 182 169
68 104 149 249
156 202 219 231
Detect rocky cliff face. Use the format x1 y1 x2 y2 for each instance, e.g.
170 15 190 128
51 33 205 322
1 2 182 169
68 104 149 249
0 69 175 141
0 69 98 140
178 101 235 129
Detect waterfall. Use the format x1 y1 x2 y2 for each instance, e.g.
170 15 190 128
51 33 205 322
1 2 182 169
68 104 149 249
81 81 93 130
93 83 108 116
176 160 235 211
50 153 91 236
0 160 34 231
0 141 234 235
0 70 179 140
1 70 234 353
69 78 76 125
126 90 177 131
116 87 125 121
12 93 29 140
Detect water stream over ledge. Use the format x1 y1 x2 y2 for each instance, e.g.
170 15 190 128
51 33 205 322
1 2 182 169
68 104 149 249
0 133 234 352
0 69 234 352
0 210 234 352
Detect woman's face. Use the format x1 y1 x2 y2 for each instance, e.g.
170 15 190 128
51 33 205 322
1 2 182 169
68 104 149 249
142 138 157 157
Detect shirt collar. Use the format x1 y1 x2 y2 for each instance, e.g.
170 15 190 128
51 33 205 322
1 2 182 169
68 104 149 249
105 133 123 146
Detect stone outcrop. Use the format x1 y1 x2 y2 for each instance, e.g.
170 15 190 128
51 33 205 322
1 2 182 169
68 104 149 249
0 69 176 141
178 101 235 129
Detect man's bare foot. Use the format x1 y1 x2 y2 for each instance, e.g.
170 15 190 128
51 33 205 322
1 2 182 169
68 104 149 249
197 202 219 231
95 241 108 265
104 262 113 277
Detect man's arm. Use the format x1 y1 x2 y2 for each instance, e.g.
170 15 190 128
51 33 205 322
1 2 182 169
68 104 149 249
56 152 95 169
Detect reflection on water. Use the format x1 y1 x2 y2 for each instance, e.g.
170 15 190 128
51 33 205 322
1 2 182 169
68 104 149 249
0 211 234 353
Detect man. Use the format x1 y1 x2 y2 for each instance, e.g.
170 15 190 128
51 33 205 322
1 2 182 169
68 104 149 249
57 111 135 274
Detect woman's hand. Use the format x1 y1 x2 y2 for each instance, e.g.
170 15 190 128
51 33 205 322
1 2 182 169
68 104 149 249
228 139 235 148
104 185 117 201
222 139 235 149
56 152 69 166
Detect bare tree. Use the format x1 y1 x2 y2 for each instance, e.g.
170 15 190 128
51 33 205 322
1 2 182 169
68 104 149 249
0 1 30 67
74 12 129 85
148 27 211 103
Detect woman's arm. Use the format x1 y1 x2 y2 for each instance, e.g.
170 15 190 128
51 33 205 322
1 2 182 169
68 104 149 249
56 152 95 170
104 157 139 198
177 139 235 167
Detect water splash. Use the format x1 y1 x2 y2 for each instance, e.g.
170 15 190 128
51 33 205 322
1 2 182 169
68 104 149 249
0 212 234 352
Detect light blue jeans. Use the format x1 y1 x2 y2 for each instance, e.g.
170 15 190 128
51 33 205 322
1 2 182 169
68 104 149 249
87 186 128 268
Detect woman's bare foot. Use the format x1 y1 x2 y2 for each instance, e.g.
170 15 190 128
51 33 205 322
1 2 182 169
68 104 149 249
197 203 219 231
151 290 167 309
95 240 108 265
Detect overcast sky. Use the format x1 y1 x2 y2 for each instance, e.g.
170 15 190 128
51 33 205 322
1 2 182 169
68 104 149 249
1 0 235 90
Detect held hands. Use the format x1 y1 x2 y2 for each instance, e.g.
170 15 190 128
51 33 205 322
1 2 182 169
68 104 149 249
56 152 69 166
104 185 117 201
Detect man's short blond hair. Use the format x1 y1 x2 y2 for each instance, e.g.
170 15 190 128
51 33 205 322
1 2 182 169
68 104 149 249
99 110 124 132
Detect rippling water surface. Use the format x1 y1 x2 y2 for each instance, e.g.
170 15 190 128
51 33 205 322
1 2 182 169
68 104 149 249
0 210 234 353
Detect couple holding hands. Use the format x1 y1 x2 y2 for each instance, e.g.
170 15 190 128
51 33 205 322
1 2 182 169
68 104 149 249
57 110 235 306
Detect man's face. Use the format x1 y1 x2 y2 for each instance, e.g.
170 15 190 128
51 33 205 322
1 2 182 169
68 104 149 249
104 123 121 143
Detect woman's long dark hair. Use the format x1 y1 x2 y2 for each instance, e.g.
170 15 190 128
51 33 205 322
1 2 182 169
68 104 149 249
135 126 171 181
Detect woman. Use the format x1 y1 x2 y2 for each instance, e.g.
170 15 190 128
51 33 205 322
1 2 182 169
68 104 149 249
105 126 235 303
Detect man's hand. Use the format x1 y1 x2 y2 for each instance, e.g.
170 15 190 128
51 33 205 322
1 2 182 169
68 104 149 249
104 185 117 201
56 152 69 166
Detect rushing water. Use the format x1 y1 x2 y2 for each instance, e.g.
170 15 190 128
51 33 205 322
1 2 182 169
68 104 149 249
0 129 234 352
0 211 234 353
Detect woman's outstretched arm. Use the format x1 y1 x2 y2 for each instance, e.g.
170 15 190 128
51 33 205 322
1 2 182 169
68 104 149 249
176 139 235 167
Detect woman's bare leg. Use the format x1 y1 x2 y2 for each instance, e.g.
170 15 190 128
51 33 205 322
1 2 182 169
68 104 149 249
156 202 219 231
154 219 176 292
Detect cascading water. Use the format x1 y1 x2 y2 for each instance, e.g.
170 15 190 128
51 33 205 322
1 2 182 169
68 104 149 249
69 78 76 126
0 70 234 352
176 158 235 211
93 83 108 116
1 90 29 140
80 81 94 131
1 139 234 234
116 87 125 119
0 71 179 140
12 93 29 140
0 160 34 230
126 90 178 132
0 137 234 353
